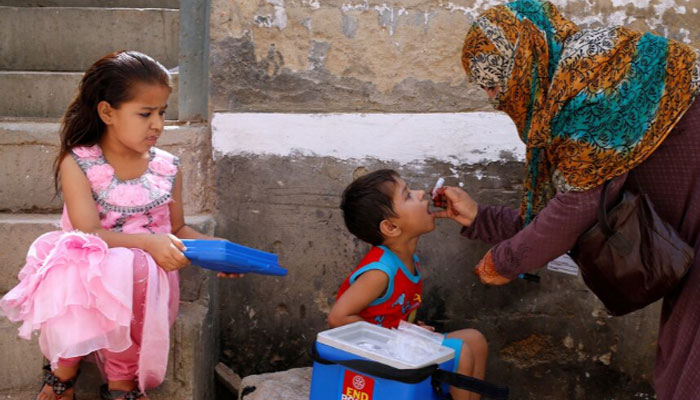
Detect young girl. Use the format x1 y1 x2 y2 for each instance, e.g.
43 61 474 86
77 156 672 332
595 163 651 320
0 51 236 400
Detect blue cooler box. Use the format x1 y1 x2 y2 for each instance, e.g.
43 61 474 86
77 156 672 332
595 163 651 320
309 322 454 400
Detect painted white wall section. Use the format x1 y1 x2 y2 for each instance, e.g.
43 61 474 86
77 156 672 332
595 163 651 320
212 112 525 165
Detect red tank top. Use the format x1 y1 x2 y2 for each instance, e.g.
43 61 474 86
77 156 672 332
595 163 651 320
336 246 423 329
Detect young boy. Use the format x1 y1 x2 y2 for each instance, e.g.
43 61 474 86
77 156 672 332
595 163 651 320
328 169 488 400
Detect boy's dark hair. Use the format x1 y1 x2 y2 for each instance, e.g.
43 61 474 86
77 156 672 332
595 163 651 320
341 169 399 246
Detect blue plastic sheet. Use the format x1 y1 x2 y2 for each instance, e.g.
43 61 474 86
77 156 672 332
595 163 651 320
182 239 287 276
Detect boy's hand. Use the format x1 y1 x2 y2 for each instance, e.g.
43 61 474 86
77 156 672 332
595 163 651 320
432 186 478 227
145 234 191 272
416 321 435 331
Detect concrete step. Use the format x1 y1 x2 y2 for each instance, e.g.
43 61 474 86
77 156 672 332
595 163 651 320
0 1 179 7
0 214 217 397
0 6 179 71
0 389 182 399
0 119 211 215
237 368 312 400
0 71 179 119
0 302 215 399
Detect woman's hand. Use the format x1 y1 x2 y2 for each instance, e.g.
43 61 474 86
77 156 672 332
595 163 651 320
432 186 478 227
474 251 511 286
145 234 191 272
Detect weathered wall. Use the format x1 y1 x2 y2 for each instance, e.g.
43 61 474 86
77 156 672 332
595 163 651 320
210 0 699 113
209 1 700 399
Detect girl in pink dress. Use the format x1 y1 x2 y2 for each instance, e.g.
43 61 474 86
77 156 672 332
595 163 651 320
0 51 237 400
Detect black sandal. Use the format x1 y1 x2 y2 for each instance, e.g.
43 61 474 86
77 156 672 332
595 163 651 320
99 384 143 400
39 364 79 399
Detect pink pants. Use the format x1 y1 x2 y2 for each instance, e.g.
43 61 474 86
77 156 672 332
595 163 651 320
56 251 149 381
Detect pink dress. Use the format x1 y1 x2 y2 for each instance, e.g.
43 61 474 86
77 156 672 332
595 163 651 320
0 144 180 391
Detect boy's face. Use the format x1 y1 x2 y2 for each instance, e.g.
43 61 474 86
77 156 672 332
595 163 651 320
388 177 436 236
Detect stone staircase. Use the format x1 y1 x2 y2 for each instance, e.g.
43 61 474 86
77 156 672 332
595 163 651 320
0 1 217 398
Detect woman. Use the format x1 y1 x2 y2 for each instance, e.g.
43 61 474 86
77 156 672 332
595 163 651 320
436 1 700 398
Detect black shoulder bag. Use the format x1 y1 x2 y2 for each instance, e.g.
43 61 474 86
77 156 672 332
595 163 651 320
570 181 694 316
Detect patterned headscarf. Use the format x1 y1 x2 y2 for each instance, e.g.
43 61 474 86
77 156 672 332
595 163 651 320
462 0 700 224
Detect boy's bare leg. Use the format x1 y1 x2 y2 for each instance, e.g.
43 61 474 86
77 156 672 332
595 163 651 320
36 364 79 400
446 329 489 400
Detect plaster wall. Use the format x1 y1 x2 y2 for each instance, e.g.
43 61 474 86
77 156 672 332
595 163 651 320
210 0 700 113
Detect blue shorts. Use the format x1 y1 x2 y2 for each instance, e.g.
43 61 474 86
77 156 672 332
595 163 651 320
441 337 464 372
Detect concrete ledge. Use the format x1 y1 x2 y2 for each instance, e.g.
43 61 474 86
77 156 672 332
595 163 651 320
211 112 524 165
0 120 209 214
0 6 179 71
237 367 312 400
0 71 178 119
0 310 45 392
0 1 179 7
0 214 62 296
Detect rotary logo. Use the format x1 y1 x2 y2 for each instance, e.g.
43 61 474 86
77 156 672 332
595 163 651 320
341 370 374 400
352 375 365 390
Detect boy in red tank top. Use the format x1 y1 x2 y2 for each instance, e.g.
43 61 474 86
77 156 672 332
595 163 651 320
328 169 489 400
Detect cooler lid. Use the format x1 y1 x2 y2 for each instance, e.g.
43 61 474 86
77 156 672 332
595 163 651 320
316 321 454 369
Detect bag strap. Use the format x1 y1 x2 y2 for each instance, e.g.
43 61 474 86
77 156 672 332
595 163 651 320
431 369 509 400
597 180 615 237
597 180 633 254
310 343 509 398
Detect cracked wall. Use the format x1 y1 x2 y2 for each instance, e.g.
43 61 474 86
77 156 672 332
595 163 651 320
210 0 700 112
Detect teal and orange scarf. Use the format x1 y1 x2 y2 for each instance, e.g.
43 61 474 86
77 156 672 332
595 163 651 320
462 0 700 224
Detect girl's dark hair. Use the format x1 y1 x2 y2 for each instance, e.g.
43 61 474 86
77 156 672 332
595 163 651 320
340 169 399 246
53 50 171 194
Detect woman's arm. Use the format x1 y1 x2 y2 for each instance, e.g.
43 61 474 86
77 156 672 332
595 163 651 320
480 176 626 281
327 270 389 328
461 204 523 244
60 156 189 271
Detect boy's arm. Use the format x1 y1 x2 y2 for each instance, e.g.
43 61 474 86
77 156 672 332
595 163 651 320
328 270 389 328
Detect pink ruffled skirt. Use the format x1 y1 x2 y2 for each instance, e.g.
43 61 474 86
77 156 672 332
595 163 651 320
0 231 179 391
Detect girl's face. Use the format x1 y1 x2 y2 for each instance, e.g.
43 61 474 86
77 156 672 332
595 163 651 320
99 83 171 154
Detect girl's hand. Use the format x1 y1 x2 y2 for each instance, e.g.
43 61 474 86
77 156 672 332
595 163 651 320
432 186 478 227
145 234 191 272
